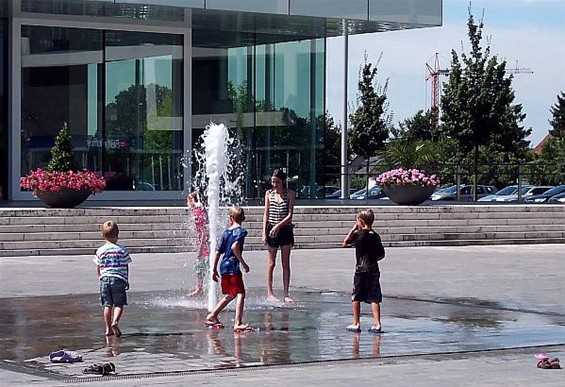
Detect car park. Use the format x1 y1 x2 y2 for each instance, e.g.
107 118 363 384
431 184 496 201
325 188 358 199
478 185 530 202
492 186 553 202
547 191 565 203
524 185 565 203
350 186 387 200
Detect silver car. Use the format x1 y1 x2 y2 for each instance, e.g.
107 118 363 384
431 184 496 201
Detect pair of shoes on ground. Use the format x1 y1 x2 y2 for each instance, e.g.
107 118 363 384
536 354 561 369
346 325 384 334
49 349 82 363
82 362 115 375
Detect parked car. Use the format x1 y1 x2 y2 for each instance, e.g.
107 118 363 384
431 184 496 201
524 185 565 203
350 186 387 200
298 185 339 199
492 186 553 202
325 188 358 199
478 185 531 202
547 191 565 203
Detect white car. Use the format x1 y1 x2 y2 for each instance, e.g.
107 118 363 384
493 186 553 202
478 185 530 202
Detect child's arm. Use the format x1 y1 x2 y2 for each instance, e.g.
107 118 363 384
125 264 130 290
342 223 358 247
262 191 270 244
96 265 101 277
231 241 249 273
211 251 221 282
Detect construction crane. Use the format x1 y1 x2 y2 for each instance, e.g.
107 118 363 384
425 54 533 127
425 53 449 126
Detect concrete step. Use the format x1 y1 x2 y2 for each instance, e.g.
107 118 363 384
0 205 563 257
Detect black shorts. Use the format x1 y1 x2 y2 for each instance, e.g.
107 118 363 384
352 271 382 304
266 222 294 248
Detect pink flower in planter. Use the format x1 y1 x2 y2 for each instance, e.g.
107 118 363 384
20 169 106 196
376 168 440 187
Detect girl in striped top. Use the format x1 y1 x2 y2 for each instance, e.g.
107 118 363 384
262 169 296 303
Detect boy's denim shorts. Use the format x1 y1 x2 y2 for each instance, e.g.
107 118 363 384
100 277 128 307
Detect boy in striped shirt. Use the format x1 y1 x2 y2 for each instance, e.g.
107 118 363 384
94 220 131 337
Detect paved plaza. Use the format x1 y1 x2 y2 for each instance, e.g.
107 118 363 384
1 244 564 386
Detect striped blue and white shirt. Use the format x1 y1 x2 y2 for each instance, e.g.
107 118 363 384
94 242 132 282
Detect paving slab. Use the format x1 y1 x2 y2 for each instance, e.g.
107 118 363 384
0 244 564 385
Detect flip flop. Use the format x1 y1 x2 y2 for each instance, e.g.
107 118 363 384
367 326 384 334
549 358 561 369
346 325 361 333
233 325 259 332
535 353 549 360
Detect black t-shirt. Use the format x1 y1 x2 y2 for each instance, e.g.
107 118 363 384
352 229 385 273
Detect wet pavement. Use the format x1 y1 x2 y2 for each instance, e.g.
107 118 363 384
1 289 563 380
1 245 564 384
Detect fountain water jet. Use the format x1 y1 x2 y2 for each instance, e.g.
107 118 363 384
198 122 240 312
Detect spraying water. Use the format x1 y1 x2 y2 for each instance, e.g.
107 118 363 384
197 122 247 312
202 123 229 311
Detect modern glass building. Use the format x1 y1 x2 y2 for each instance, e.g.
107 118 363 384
0 0 442 202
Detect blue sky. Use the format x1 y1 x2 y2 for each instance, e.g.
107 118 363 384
326 0 565 146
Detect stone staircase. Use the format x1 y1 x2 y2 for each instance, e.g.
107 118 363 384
0 205 563 257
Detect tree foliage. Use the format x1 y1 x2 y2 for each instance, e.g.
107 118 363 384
348 53 390 160
46 122 77 172
437 7 531 190
439 10 531 158
391 110 436 142
549 92 565 138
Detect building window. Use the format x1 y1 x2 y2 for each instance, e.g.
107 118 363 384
21 26 183 191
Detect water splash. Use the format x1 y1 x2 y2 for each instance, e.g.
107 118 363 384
192 123 244 312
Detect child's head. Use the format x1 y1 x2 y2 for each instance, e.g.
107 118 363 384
229 206 245 224
187 190 200 206
357 209 374 227
271 169 287 188
102 220 119 241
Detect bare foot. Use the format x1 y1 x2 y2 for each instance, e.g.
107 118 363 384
111 323 122 337
187 288 203 297
266 295 279 303
104 330 114 336
284 296 294 303
233 323 249 332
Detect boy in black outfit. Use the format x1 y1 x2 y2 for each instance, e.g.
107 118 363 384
342 208 385 333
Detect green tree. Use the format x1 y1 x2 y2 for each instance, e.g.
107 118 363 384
391 110 435 142
46 122 77 172
549 92 565 138
438 8 531 196
317 112 341 185
349 53 391 194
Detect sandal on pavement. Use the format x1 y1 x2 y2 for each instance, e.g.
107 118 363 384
346 325 361 333
367 326 384 334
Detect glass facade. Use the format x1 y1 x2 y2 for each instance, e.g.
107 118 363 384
192 31 325 199
5 0 441 202
20 26 183 191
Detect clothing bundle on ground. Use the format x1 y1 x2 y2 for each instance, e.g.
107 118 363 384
82 362 116 375
48 349 82 363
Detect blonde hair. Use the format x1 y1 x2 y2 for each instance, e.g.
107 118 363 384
102 220 119 239
357 209 374 226
229 206 245 224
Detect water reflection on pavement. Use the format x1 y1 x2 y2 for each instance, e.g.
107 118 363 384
0 289 563 380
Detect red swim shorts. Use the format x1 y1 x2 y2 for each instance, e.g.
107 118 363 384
221 274 245 296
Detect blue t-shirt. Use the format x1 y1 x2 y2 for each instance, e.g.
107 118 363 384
216 226 248 275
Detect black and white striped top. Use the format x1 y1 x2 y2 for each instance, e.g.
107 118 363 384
267 189 290 224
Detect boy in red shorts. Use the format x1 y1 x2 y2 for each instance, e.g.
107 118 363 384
205 206 250 331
